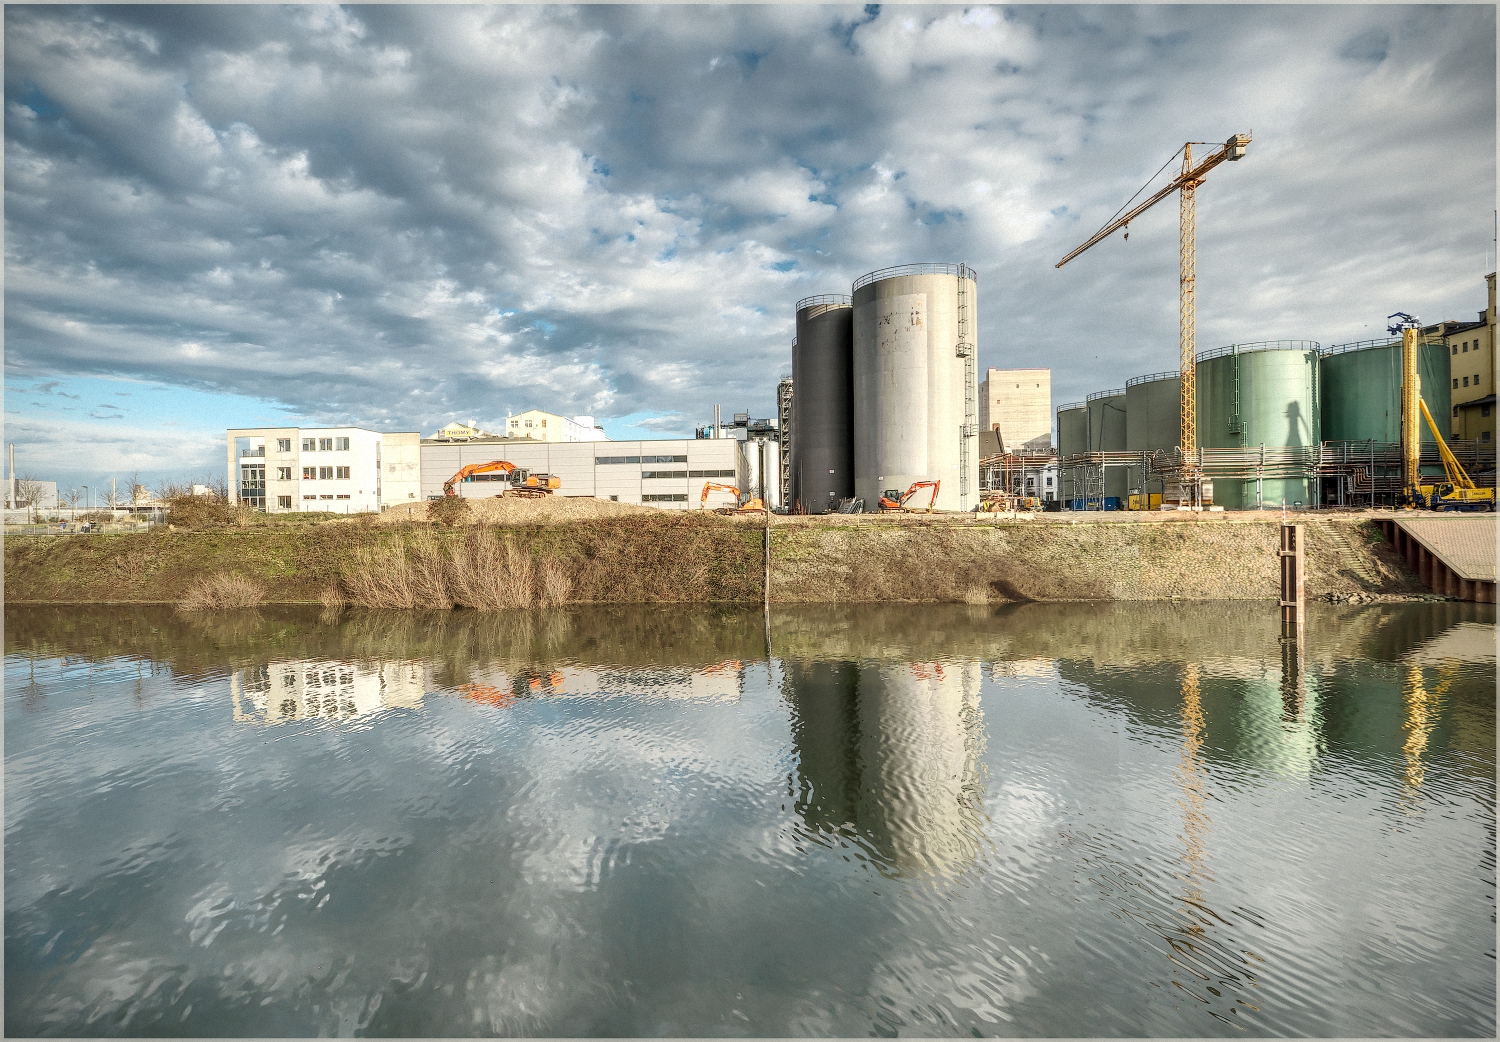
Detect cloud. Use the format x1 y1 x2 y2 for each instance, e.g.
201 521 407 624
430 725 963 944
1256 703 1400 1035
3 3 1493 486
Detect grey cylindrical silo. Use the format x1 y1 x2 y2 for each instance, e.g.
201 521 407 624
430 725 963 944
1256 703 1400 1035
793 296 854 513
851 264 980 512
1057 403 1087 458
1125 372 1181 452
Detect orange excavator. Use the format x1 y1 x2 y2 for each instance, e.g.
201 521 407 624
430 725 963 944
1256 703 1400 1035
879 480 941 513
700 482 766 513
442 460 560 498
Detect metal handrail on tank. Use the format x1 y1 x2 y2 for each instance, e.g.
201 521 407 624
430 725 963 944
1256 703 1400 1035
1320 337 1400 356
1057 401 1086 412
1195 340 1320 362
1125 370 1180 387
852 262 978 293
795 294 852 311
1085 388 1126 402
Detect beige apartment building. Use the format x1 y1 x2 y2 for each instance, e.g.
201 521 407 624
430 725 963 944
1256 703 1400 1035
1443 272 1496 445
979 368 1052 453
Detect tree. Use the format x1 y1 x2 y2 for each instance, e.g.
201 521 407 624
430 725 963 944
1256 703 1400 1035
64 487 81 513
128 470 148 507
15 475 49 522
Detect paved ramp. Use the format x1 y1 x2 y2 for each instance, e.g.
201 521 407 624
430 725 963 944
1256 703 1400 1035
1380 515 1496 603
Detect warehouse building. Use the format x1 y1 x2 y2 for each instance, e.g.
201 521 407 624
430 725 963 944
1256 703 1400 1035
420 436 746 508
226 427 421 512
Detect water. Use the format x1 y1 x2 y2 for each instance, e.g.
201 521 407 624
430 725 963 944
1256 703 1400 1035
5 601 1494 1037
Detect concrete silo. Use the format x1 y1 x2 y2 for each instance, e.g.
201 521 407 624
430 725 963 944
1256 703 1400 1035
1197 341 1321 509
1321 338 1451 444
851 264 980 512
792 296 855 513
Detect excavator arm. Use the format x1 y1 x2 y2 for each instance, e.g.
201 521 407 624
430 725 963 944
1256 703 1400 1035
700 482 741 508
443 460 517 496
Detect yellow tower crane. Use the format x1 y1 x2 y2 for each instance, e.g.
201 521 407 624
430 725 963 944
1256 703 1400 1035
1056 133 1252 506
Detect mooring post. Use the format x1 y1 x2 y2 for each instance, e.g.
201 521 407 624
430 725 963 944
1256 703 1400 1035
1279 522 1305 634
762 509 772 655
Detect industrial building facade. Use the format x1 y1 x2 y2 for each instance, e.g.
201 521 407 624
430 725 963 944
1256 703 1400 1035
227 427 421 512
1446 272 1496 445
980 368 1052 453
421 437 746 507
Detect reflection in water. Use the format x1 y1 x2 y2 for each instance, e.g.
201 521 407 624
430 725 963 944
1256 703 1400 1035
785 657 986 879
231 660 428 724
4 601 1493 1038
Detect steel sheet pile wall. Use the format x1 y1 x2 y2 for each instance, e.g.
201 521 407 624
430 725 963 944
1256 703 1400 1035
791 297 855 513
1321 339 1451 444
1197 342 1320 509
852 265 979 512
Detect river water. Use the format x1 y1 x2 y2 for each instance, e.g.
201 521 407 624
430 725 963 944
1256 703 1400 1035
5 601 1494 1037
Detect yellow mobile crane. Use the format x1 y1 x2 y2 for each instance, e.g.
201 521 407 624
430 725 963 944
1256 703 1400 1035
1056 133 1252 506
1388 312 1495 511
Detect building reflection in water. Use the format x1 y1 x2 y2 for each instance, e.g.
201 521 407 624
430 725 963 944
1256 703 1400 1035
783 657 986 879
448 660 746 705
231 661 428 724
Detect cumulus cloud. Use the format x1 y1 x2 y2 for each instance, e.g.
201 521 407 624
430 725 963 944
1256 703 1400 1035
4 4 1493 486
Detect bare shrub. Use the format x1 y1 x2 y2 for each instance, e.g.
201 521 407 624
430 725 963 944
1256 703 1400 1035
409 532 454 608
344 546 419 609
319 584 347 611
449 527 533 610
427 496 472 527
538 557 572 607
179 573 266 612
165 495 257 529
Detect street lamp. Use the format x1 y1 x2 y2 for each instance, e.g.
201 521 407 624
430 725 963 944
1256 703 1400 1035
81 485 88 518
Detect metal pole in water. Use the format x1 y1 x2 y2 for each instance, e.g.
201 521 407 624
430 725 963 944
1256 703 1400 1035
1279 521 1305 635
762 509 772 657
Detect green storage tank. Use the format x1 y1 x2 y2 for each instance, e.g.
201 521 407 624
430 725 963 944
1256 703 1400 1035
1086 389 1128 500
1057 403 1087 458
1196 341 1321 509
1125 371 1181 451
1320 337 1452 444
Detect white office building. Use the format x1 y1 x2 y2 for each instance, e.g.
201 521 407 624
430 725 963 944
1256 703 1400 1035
227 427 421 512
421 437 747 508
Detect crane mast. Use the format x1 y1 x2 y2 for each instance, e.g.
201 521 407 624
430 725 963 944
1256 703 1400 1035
1057 133 1251 506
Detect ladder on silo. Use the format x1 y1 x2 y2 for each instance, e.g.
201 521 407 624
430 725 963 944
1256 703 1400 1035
955 265 977 508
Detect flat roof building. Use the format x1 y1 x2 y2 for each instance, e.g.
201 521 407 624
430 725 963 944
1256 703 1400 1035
226 427 421 513
980 368 1052 453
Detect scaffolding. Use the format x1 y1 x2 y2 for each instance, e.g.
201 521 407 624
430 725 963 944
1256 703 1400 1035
1054 439 1496 510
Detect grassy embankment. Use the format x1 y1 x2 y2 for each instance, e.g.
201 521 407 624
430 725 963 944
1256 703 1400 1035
3 504 1429 607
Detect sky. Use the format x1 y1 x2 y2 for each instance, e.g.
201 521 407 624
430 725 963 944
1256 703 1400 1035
5 3 1496 494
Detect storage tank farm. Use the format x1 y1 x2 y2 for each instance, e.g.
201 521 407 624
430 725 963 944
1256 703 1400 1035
1085 388 1129 502
1321 337 1451 445
1195 341 1321 509
851 264 980 512
791 296 855 513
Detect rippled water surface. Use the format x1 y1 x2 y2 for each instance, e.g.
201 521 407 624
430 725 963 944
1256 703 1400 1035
6 601 1495 1036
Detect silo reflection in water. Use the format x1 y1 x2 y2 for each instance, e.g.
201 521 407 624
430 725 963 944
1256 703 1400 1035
785 657 986 878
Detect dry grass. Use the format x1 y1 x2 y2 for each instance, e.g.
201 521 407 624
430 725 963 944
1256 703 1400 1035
380 495 661 526
449 527 534 609
178 572 266 611
341 526 577 611
538 557 573 607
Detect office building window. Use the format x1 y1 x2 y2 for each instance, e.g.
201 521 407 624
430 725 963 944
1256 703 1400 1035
642 493 688 503
336 494 351 500
1454 379 1460 389
641 454 688 463
1483 405 1492 418
541 419 547 427
320 494 334 500
1452 345 1459 355
1462 342 1469 352
335 466 350 479
277 438 291 452
277 495 292 508
302 438 316 451
303 466 316 480
319 466 334 480
525 420 533 428
642 470 687 479
318 438 333 451
1463 376 1469 387
303 494 317 501
1484 431 1492 443
335 437 350 451
277 467 292 480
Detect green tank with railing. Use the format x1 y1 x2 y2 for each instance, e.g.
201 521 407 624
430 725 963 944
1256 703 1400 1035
1057 402 1087 458
1320 337 1451 444
1125 371 1180 452
1196 341 1321 509
1086 389 1128 500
